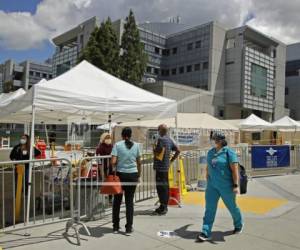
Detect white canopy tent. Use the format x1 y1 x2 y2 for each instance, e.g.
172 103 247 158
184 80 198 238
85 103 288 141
0 88 26 107
0 60 177 224
118 113 238 131
0 61 176 124
270 116 300 131
239 114 272 131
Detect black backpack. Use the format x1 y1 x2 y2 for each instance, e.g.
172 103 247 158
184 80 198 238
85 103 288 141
226 151 248 195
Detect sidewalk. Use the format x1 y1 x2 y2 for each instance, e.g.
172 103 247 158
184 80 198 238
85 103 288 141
1 174 300 250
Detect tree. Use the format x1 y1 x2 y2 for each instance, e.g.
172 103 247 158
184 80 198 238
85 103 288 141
120 10 148 86
79 18 121 77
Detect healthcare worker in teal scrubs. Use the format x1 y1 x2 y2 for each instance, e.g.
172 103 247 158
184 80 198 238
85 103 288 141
197 131 243 242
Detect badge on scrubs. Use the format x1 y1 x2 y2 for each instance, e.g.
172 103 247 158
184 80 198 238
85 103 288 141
211 157 218 167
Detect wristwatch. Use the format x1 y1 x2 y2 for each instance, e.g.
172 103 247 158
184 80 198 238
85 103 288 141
233 184 239 188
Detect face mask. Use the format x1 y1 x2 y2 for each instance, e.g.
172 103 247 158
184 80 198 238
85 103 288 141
20 139 27 145
22 150 28 155
104 139 112 145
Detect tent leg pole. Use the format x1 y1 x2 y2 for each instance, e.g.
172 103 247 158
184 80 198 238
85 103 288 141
25 86 36 234
108 114 112 134
175 115 179 143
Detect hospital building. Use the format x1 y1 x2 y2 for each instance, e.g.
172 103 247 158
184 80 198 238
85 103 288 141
51 17 288 121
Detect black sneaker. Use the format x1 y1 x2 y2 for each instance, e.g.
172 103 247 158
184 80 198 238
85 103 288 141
233 226 243 234
125 228 134 236
158 209 168 215
197 232 212 242
113 226 120 234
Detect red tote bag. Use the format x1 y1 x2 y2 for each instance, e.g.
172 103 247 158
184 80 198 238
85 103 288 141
100 173 123 195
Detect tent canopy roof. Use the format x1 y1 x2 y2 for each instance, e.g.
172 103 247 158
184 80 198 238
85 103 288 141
0 88 26 107
118 113 238 131
271 116 300 130
239 114 271 130
0 61 177 124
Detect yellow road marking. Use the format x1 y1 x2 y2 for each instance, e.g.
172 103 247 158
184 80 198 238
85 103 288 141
182 192 288 215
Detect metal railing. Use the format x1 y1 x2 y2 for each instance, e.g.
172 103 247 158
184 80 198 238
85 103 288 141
1 145 299 246
0 158 72 234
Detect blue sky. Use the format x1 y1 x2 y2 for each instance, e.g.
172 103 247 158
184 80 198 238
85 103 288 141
0 0 54 63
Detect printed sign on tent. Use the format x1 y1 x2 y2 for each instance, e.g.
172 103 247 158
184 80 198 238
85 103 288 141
67 117 91 148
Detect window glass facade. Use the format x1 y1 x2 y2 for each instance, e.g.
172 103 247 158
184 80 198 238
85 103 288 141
250 64 267 98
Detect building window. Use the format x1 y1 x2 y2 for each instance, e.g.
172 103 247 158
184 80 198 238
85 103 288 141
226 61 234 65
187 43 193 51
272 49 276 58
226 39 235 49
194 63 200 71
43 73 47 78
146 66 152 73
195 40 202 48
179 66 184 74
186 65 192 72
161 69 169 76
29 71 34 76
219 109 224 117
203 62 209 70
49 75 53 79
172 47 177 54
155 47 160 54
285 87 289 95
172 68 177 75
36 72 41 77
250 63 267 98
154 68 159 75
162 49 170 56
56 61 71 76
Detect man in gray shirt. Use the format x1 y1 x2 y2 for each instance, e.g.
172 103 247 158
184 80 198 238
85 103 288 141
153 124 180 215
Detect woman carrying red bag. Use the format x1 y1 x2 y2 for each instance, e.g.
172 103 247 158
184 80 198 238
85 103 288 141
111 127 141 236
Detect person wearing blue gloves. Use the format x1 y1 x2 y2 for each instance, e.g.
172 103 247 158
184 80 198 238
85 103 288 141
197 131 243 242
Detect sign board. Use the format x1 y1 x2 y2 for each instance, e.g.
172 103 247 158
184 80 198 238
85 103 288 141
251 145 290 169
67 117 91 147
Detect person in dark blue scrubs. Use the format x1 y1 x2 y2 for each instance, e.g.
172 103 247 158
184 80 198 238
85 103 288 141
197 132 243 242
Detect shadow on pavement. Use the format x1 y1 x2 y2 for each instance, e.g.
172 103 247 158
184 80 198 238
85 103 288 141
174 224 233 244
79 226 112 238
0 228 67 249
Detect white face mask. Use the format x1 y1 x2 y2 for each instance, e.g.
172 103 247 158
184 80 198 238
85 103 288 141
20 139 27 145
104 139 112 145
22 150 28 155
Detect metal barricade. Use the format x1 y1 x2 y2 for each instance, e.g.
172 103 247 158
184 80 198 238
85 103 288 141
135 153 156 202
0 158 72 234
66 155 110 245
66 154 157 245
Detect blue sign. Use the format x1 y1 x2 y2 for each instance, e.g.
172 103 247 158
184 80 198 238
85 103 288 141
252 145 290 169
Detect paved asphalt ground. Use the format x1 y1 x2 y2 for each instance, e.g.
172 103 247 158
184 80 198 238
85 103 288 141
1 173 300 250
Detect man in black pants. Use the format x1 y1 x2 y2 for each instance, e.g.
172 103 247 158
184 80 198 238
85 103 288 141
153 124 180 215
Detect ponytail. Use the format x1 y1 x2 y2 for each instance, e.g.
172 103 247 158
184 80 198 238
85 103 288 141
125 138 134 149
221 139 228 147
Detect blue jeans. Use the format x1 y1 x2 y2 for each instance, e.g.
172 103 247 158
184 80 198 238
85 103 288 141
202 183 243 237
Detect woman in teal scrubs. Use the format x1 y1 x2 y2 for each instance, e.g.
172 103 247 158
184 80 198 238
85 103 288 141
198 132 243 242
